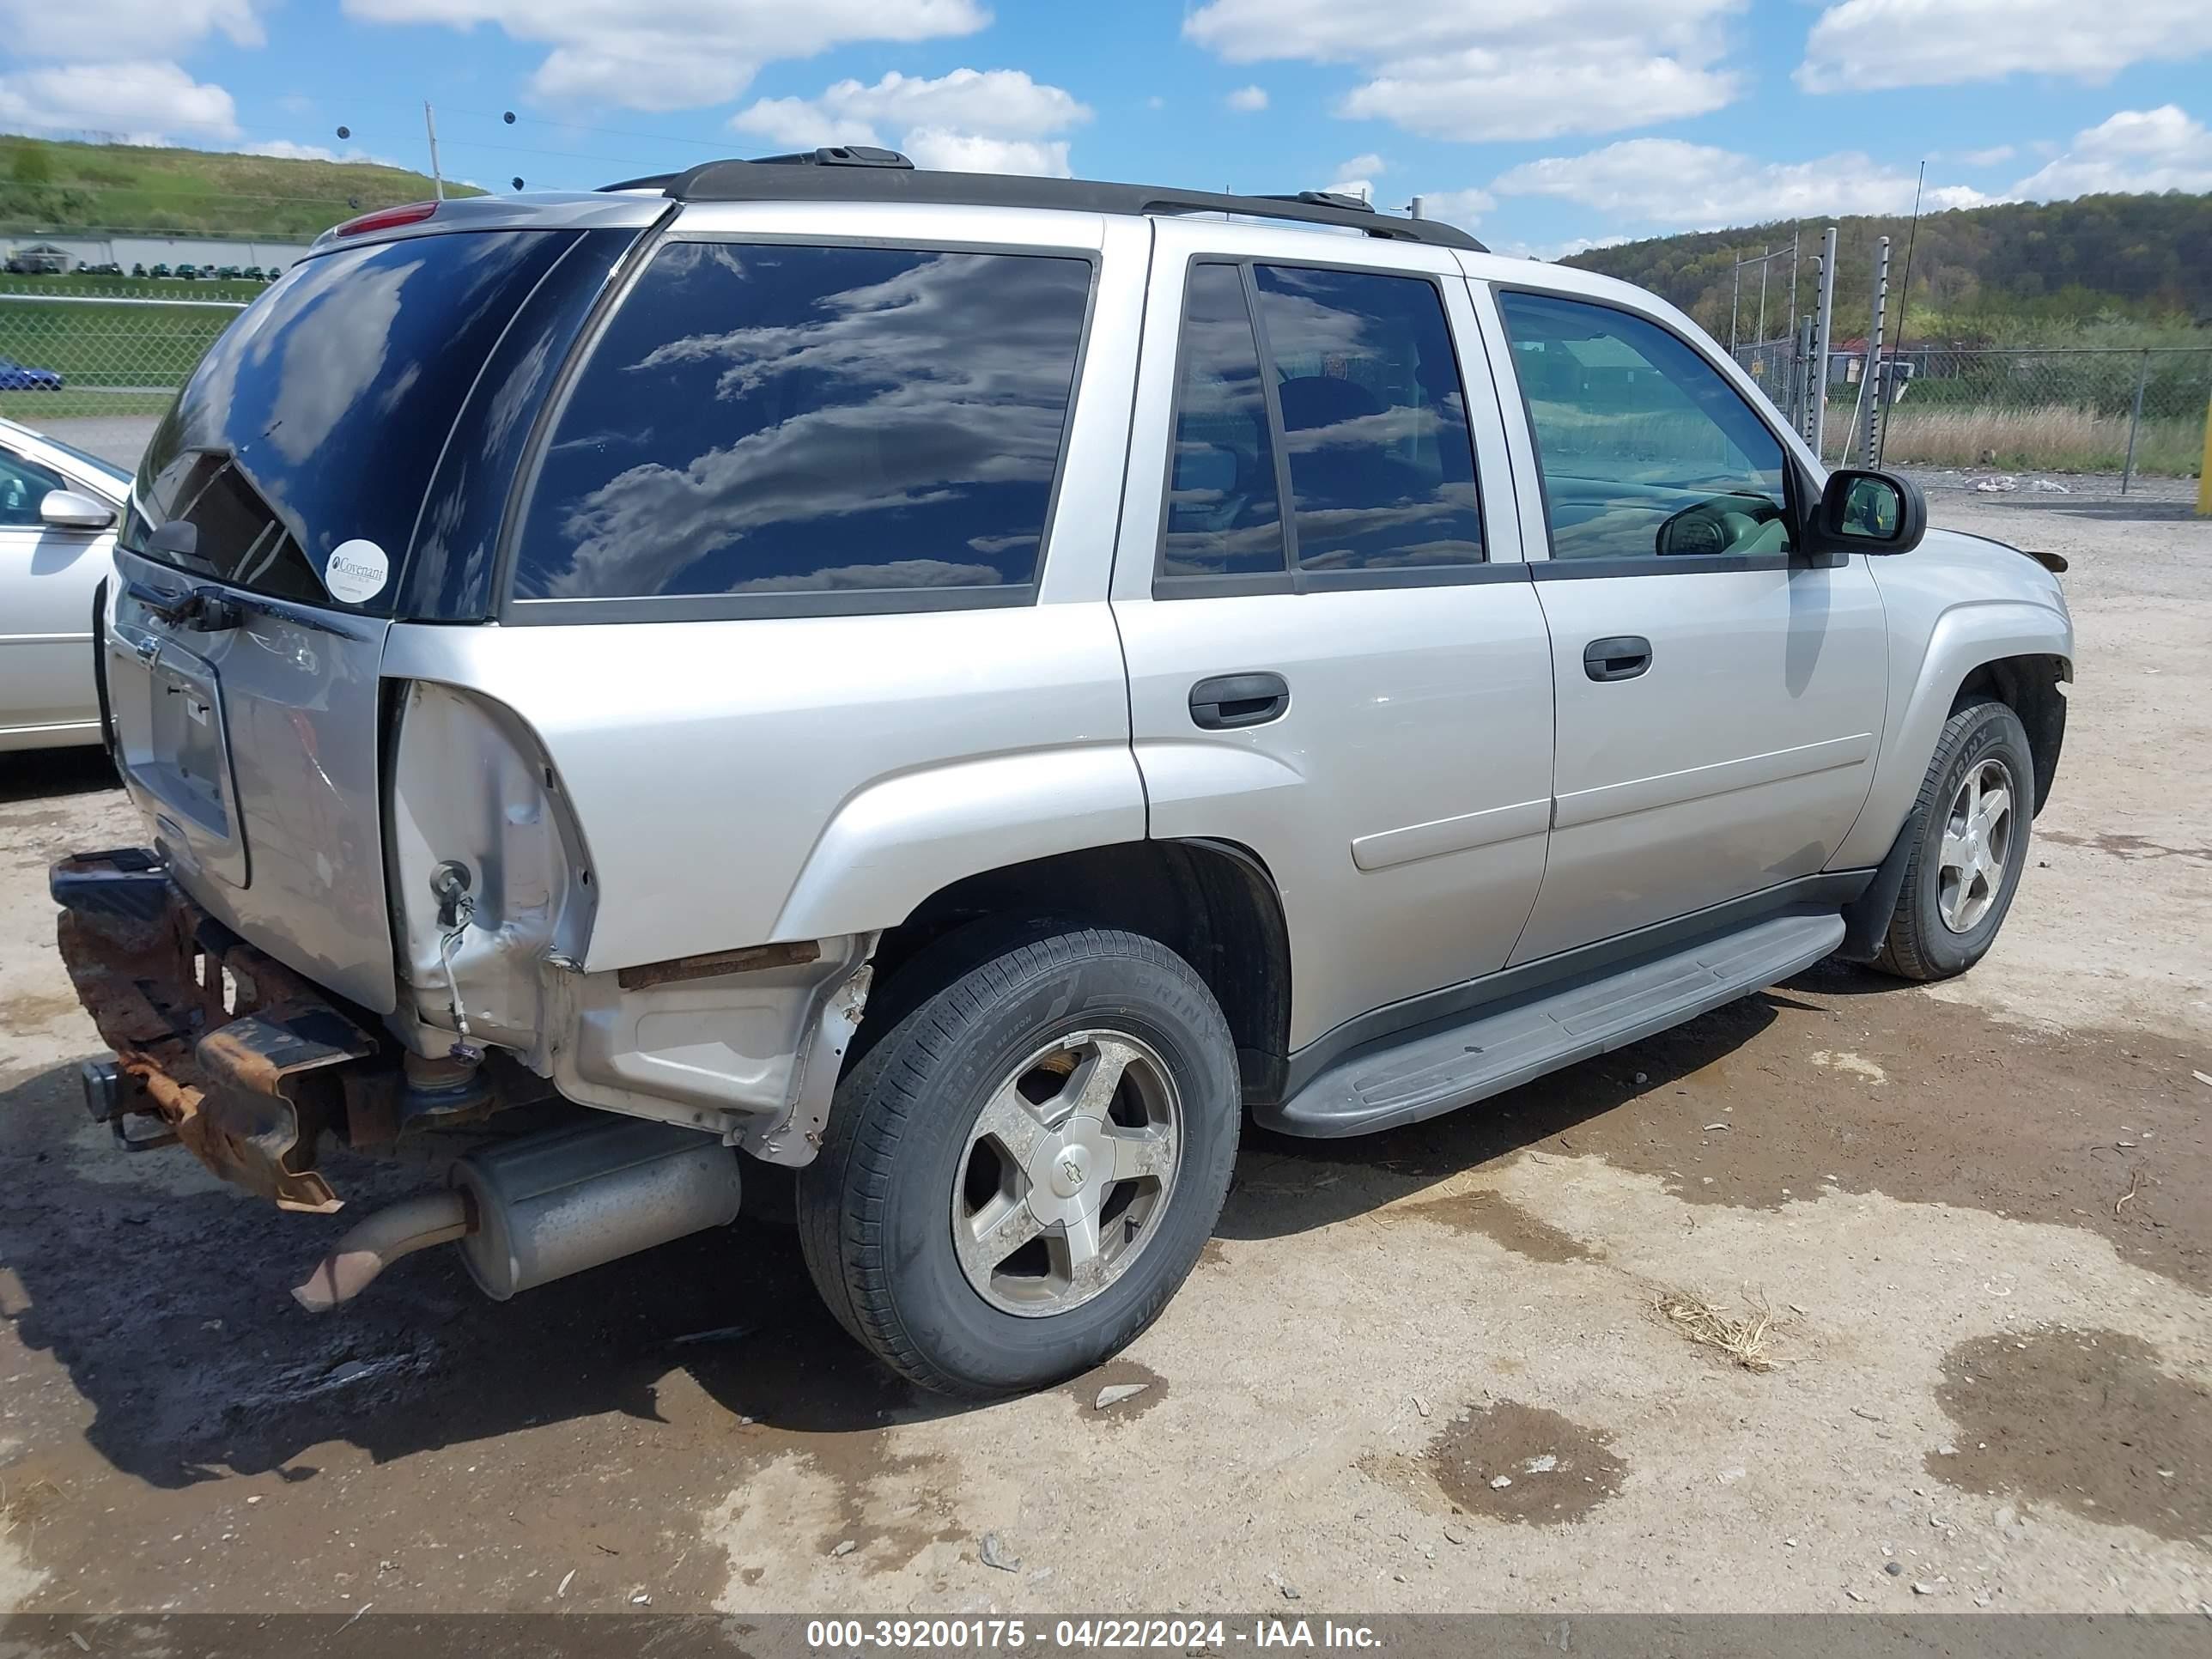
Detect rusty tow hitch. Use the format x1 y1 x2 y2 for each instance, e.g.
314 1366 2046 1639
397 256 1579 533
52 849 375 1212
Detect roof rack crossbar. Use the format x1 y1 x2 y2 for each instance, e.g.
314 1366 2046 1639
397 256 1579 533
598 158 1486 252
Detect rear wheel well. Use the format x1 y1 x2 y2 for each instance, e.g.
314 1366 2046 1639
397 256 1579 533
859 841 1292 1106
1952 653 2068 814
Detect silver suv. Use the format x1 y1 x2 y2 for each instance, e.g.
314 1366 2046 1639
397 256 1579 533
52 153 2071 1397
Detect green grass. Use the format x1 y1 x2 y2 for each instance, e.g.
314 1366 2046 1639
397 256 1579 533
3 135 481 242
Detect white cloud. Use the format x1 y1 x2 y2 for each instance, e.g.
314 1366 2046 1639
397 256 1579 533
1184 0 1747 139
1485 233 1635 261
341 0 992 112
0 0 261 61
901 131 1073 177
2012 105 2212 198
1225 85 1269 112
0 59 239 140
1334 152 1384 179
1951 144 2016 167
240 138 407 167
1413 186 1497 226
1491 138 1992 228
732 68 1090 177
1800 0 2212 91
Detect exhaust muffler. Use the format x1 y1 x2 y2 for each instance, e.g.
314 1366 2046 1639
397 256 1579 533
294 1117 742 1310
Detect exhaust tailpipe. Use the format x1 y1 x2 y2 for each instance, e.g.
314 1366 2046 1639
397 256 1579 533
294 1117 742 1310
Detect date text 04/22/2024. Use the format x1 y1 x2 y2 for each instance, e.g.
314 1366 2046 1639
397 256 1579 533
805 1620 1385 1651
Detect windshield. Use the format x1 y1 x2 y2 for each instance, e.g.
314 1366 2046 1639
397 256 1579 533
21 430 130 489
124 229 585 615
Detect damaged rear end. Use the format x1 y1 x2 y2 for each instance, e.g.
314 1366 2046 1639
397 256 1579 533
51 192 867 1309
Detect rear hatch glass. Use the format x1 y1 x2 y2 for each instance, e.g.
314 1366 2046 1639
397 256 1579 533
122 228 590 616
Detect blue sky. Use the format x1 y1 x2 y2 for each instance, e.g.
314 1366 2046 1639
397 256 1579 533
3 0 2209 254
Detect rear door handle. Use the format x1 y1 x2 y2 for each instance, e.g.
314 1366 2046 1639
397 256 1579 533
1189 672 1289 730
1582 635 1652 682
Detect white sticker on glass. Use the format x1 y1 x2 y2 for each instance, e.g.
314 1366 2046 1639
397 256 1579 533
324 539 389 605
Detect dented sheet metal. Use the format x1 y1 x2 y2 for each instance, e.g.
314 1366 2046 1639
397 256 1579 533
51 850 377 1212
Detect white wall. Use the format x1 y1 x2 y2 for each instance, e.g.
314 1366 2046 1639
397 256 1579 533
2 234 310 270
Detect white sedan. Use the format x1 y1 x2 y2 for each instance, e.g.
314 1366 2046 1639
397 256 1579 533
0 416 129 753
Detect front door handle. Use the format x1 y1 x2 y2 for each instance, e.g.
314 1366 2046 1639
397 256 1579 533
1583 635 1652 683
1189 672 1290 730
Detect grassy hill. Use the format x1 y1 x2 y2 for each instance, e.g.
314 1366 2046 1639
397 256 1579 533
1 135 483 242
1562 191 2212 348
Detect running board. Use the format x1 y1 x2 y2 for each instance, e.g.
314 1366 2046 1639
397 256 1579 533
1261 909 1845 1138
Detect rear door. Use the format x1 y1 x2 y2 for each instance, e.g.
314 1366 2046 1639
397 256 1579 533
1477 283 1889 963
1111 222 1555 1051
106 225 636 1012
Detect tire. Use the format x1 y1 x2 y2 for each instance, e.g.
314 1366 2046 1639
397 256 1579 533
797 923 1240 1398
1873 697 2035 981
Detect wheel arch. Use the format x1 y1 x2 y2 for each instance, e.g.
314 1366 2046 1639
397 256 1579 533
1832 599 2070 871
1951 652 2069 814
855 838 1294 1106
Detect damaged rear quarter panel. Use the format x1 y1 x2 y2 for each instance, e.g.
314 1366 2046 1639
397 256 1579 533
380 610 1143 972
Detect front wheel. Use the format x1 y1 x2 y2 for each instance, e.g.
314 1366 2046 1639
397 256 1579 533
797 925 1240 1398
1874 697 2035 981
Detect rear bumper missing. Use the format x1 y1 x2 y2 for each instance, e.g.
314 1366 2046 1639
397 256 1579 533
51 848 377 1212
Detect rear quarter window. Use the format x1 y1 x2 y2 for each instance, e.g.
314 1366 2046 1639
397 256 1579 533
508 240 1095 616
126 230 597 614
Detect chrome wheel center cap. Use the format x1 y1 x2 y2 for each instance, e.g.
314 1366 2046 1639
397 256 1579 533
1049 1145 1092 1199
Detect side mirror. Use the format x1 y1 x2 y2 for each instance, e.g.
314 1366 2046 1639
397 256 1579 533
40 489 117 532
1811 468 1925 556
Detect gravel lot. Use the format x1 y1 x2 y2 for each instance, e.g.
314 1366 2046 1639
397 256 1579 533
2 494 2207 1617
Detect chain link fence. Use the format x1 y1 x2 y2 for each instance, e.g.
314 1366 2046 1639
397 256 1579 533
1738 337 2212 497
3 281 2206 501
0 286 245 422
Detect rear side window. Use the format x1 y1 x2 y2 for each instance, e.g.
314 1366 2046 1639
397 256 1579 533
1159 263 1287 582
511 241 1094 611
1252 265 1483 574
1158 260 1484 593
125 230 592 614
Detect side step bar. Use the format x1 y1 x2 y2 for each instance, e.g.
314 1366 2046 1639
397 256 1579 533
1261 909 1845 1138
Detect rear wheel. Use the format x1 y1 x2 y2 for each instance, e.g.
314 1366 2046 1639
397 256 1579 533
1874 698 2035 981
797 925 1239 1397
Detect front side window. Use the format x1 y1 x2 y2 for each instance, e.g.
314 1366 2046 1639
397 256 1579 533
1498 291 1792 562
513 242 1094 606
0 448 66 528
1252 264 1483 572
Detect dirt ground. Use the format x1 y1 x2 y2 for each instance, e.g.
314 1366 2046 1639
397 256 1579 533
1 496 2207 1617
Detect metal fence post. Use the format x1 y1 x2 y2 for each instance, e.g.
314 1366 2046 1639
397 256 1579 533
2120 348 2149 495
1810 226 1837 460
2198 387 2212 517
1859 236 1889 467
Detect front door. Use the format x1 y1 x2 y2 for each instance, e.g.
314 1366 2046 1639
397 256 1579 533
1110 222 1557 1050
0 441 108 743
1482 285 1890 963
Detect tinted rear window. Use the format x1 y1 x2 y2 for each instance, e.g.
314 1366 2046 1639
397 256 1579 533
510 241 1093 611
125 229 586 614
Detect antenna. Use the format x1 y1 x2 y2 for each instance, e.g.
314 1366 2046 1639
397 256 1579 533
1876 161 1927 469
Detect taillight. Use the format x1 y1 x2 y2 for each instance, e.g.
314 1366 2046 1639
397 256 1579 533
333 201 439 239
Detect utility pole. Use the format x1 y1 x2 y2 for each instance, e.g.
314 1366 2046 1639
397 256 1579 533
1729 256 1741 356
423 101 446 201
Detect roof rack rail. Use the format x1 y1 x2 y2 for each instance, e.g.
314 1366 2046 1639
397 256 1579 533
596 157 1486 252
